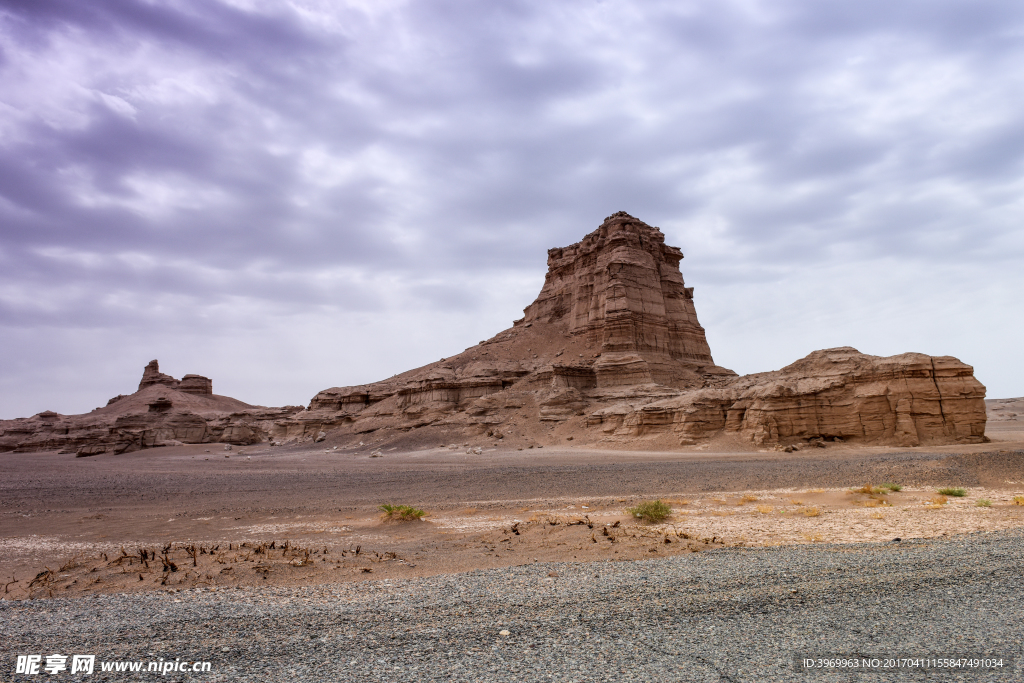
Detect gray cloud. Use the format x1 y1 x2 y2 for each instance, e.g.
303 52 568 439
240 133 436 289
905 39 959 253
1 0 1022 417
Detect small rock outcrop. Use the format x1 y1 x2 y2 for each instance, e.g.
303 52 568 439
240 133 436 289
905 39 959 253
138 360 213 395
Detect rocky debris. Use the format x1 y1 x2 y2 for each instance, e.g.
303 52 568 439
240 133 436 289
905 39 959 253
0 361 301 454
271 213 987 449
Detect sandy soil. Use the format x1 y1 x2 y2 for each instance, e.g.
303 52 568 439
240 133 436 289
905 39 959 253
2 411 1023 601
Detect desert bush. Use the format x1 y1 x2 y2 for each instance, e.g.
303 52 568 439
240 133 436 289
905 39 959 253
976 499 993 508
379 504 426 521
626 500 671 523
801 506 821 517
880 483 903 492
937 487 967 497
1013 496 1024 506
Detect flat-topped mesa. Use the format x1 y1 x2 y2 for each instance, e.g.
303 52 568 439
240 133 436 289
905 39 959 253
522 211 717 388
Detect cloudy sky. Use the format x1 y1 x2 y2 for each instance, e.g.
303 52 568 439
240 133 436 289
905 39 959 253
1 0 1022 418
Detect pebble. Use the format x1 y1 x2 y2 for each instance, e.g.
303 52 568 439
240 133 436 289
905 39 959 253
2 530 1022 681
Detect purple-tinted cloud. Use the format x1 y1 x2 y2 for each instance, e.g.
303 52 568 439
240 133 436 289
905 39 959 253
1 0 1022 417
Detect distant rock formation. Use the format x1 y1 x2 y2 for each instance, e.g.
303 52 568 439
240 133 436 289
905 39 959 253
0 361 300 455
138 360 213 395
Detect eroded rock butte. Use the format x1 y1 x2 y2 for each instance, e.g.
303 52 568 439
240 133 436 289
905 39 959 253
281 212 987 448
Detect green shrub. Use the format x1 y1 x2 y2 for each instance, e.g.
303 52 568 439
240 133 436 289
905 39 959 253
626 500 671 523
975 499 992 508
880 483 903 492
379 504 426 521
937 487 967 497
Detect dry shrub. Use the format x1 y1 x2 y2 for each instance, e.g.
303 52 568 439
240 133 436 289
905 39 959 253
801 507 821 517
378 504 426 522
755 505 774 515
790 499 805 506
626 500 671 523
1013 496 1024 506
802 533 823 542
870 512 885 519
738 494 758 505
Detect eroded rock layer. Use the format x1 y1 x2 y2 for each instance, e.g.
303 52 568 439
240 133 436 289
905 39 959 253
523 211 715 387
273 213 986 448
589 348 988 447
1 213 989 453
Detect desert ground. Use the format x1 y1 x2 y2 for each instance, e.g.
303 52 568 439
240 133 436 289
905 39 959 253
2 403 1022 601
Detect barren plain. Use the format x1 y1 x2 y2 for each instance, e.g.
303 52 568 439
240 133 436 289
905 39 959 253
2 403 1021 601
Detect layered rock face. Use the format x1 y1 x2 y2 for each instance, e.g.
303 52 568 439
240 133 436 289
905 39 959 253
0 362 299 455
589 348 987 446
138 360 213 395
1 212 989 453
278 213 737 443
279 213 986 448
524 212 714 387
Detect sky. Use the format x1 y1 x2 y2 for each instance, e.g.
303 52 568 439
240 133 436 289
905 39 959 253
1 0 1022 419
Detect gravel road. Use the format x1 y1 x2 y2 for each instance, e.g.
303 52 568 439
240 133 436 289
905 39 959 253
3 529 1021 682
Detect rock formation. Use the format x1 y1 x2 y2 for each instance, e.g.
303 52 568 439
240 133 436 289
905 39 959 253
276 212 987 448
0 212 989 453
0 362 300 455
523 211 716 387
588 347 987 447
138 360 213 395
